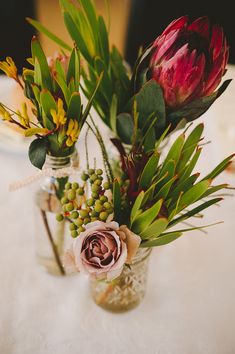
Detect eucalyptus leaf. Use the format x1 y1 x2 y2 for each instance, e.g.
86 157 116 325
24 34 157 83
168 80 232 125
28 138 47 169
135 79 166 132
116 113 134 144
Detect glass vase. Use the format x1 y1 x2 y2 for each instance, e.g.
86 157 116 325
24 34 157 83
90 248 152 312
34 150 79 276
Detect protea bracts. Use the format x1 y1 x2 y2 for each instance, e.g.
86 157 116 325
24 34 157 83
150 16 229 110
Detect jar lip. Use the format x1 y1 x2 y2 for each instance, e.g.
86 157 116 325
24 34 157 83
46 149 76 160
45 149 77 169
131 247 152 265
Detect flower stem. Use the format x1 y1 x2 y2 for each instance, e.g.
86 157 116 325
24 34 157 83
40 209 65 275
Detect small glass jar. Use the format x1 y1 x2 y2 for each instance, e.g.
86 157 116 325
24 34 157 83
90 248 152 312
34 150 78 276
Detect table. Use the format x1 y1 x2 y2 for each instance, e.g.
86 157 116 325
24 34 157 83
0 67 235 354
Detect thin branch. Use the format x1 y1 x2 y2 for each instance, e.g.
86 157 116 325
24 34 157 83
40 209 65 275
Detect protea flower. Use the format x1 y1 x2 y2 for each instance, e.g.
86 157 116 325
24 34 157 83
150 16 229 110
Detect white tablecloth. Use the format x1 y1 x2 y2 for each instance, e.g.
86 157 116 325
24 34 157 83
0 68 235 354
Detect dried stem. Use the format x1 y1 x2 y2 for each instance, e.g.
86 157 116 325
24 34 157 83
40 209 65 275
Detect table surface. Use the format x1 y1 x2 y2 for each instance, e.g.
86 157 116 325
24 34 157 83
0 68 235 354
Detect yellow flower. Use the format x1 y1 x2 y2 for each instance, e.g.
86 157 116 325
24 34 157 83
22 68 34 78
0 105 12 121
17 103 30 128
0 57 18 80
50 98 67 129
66 119 79 147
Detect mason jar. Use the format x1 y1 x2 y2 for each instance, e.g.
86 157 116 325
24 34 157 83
34 150 78 276
90 248 152 312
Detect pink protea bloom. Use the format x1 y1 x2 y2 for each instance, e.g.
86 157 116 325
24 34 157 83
151 16 229 109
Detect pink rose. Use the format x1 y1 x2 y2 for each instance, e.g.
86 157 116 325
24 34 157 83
63 221 141 281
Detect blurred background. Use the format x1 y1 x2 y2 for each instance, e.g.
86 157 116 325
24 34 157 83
0 0 234 69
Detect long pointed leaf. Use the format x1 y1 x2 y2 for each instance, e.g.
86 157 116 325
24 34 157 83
132 199 163 234
169 197 222 227
130 191 145 223
139 152 160 189
141 232 182 247
140 218 168 240
27 18 72 51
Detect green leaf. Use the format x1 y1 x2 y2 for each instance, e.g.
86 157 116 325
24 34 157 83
34 58 42 87
140 218 168 240
132 199 163 234
55 59 66 82
32 84 41 104
177 124 204 172
28 138 47 169
202 154 235 180
54 72 71 106
27 17 72 51
110 94 118 134
81 72 104 127
113 179 122 222
179 148 202 181
110 47 130 91
63 12 92 62
135 79 166 133
67 92 81 120
163 133 185 168
40 90 56 129
130 191 145 223
177 180 211 212
201 184 228 199
155 124 171 150
98 15 109 66
155 175 178 200
67 48 80 91
94 57 112 102
166 222 223 235
139 152 160 189
79 0 98 36
31 37 52 91
40 90 57 116
116 113 134 144
143 123 156 153
169 173 200 206
141 232 182 247
168 80 232 125
169 198 223 227
156 160 175 189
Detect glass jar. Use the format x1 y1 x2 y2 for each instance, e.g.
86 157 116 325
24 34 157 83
34 150 78 276
90 248 152 312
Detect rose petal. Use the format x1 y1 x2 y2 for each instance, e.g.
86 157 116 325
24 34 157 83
118 226 141 264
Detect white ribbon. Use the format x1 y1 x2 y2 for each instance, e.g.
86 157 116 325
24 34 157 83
9 166 80 191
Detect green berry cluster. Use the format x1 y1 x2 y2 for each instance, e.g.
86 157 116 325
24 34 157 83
56 168 113 238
